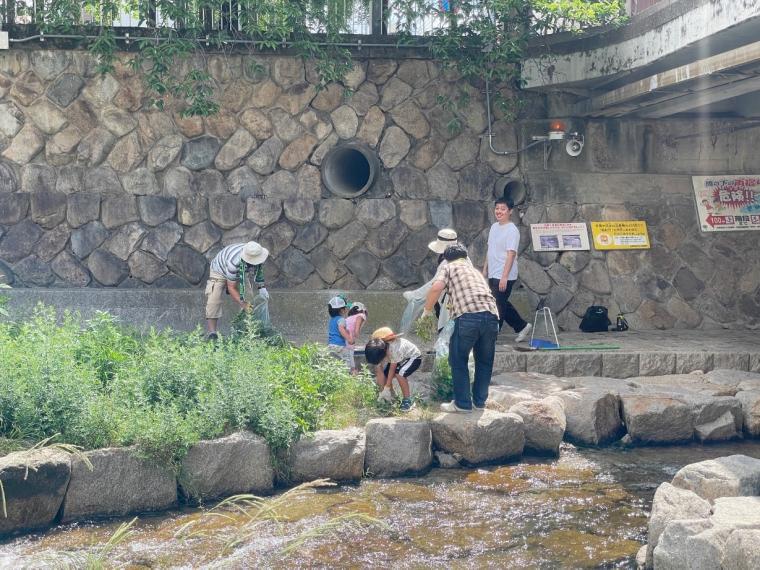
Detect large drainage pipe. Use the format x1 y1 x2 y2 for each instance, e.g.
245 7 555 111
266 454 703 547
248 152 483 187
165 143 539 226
494 177 527 206
321 143 378 198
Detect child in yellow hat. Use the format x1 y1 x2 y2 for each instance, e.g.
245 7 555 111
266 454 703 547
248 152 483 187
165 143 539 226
364 327 421 412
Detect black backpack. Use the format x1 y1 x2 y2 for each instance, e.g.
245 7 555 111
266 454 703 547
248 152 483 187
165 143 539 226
579 305 611 333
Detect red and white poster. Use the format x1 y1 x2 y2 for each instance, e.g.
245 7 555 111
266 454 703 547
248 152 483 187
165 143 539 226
692 175 760 232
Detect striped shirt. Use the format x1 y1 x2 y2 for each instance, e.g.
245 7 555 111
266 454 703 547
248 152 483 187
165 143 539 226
210 243 264 283
432 258 498 320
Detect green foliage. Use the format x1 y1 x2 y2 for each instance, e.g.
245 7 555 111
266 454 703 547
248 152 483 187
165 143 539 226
430 357 453 401
0 305 379 470
19 0 626 117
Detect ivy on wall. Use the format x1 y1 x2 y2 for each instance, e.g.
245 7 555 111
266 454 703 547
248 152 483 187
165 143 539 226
4 0 625 116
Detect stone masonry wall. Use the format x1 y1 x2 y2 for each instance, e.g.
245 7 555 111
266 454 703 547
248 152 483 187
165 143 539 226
0 47 758 330
514 119 760 331
0 47 516 293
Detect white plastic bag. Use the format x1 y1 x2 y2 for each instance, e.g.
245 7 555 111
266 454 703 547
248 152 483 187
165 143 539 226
433 319 455 358
399 279 451 335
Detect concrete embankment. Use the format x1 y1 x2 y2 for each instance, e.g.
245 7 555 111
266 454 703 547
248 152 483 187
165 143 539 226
1 368 759 538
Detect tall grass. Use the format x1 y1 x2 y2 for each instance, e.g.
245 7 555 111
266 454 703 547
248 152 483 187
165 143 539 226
0 305 379 469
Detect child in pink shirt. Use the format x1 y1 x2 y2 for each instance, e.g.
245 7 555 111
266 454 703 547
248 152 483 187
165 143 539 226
345 302 368 374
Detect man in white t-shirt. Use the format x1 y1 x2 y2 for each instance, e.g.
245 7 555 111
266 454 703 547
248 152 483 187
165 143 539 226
482 197 532 342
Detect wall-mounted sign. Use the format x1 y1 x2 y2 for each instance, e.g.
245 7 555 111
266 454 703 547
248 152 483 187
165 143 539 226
591 221 650 250
692 175 760 232
530 222 590 252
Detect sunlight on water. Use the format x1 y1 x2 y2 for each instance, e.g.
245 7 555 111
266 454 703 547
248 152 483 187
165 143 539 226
2 441 760 569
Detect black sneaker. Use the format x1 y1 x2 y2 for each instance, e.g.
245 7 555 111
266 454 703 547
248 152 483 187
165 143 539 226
400 398 415 413
206 331 219 342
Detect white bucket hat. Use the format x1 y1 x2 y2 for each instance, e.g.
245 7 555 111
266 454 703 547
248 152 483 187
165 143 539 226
428 228 459 254
241 241 269 265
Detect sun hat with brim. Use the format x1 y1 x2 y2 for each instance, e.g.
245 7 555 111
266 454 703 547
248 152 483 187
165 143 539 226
328 296 347 309
371 326 401 341
241 241 269 265
428 228 459 254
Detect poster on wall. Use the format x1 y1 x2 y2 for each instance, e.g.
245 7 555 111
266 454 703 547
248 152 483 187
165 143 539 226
692 175 760 232
530 223 590 252
590 221 650 250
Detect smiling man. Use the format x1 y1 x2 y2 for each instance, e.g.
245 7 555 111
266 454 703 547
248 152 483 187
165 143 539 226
482 197 532 343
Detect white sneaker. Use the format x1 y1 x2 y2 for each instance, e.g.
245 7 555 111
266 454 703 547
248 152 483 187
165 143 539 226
402 291 414 301
440 401 472 413
515 323 533 343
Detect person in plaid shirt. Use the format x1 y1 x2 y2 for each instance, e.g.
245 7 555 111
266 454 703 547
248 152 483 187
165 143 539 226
422 243 499 413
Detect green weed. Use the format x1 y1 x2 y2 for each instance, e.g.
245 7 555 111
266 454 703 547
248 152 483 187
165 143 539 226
0 305 380 470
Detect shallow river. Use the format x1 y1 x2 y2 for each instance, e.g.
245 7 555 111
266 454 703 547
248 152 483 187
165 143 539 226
3 441 760 569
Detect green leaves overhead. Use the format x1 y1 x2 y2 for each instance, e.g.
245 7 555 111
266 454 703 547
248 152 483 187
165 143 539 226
18 0 625 116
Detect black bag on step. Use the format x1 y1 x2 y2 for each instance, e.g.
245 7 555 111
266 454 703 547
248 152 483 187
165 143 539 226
579 305 611 333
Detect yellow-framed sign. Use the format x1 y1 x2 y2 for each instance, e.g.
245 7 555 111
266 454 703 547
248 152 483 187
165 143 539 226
590 221 650 250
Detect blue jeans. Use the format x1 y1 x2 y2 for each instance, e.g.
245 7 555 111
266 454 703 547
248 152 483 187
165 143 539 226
448 311 499 409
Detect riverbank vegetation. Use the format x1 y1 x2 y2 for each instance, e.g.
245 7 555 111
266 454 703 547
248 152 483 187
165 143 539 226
0 305 379 468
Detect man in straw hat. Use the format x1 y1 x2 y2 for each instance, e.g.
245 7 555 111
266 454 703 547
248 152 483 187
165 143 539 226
204 241 269 340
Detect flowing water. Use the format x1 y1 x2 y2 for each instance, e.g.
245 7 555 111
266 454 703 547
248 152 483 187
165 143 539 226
3 441 760 569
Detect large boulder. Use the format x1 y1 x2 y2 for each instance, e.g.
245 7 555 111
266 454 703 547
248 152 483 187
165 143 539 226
652 518 720 570
364 418 432 477
555 389 624 445
508 397 566 456
61 447 177 522
736 390 760 437
621 394 694 444
0 449 71 535
722 529 760 569
286 428 365 483
646 483 711 568
430 410 524 465
179 432 274 501
654 497 760 570
671 455 760 502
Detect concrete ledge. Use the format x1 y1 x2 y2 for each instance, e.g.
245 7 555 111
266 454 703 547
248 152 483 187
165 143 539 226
0 288 532 345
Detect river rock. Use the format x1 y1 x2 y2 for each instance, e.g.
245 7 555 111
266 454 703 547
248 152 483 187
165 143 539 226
2 123 44 164
508 397 566 456
0 449 71 535
722 529 760 569
671 455 760 502
430 410 524 466
61 447 177 522
736 390 760 436
286 428 366 483
654 496 760 570
0 194 27 225
179 432 274 500
555 388 624 445
364 418 432 477
652 518 716 570
646 482 711 567
621 394 694 444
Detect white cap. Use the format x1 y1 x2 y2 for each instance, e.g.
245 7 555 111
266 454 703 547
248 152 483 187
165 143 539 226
328 296 347 309
428 228 459 254
241 241 269 265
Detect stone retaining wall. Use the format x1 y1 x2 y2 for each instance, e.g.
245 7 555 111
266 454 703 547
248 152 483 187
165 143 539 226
0 48 515 296
0 47 758 331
